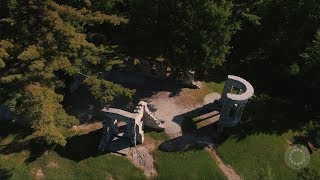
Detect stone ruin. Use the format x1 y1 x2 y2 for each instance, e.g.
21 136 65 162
99 101 164 152
98 75 253 151
218 75 254 132
124 57 201 88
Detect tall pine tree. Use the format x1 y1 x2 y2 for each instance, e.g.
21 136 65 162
0 0 134 146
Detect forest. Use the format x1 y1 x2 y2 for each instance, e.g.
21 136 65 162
0 0 319 168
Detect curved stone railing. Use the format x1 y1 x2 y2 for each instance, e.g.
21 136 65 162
218 75 254 132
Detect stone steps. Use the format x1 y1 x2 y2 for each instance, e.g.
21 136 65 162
192 111 220 129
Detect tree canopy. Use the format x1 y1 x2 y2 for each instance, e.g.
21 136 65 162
0 0 134 146
0 0 320 146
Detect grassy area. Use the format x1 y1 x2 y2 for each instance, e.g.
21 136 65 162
218 133 296 179
218 132 320 179
205 81 225 94
0 150 144 180
0 125 144 180
3 78 319 180
198 79 320 179
212 90 320 179
144 131 169 141
0 125 226 180
154 149 226 180
145 131 227 180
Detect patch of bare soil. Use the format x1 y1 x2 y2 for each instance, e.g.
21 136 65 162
69 122 102 133
207 148 241 180
47 161 58 168
32 168 45 180
127 145 157 178
143 136 159 151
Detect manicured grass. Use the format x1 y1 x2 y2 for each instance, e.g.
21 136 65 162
154 150 226 180
144 131 169 141
0 126 144 180
0 150 144 180
214 92 320 179
0 127 225 180
218 132 320 179
217 133 296 179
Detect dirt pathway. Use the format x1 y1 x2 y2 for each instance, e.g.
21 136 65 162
208 149 241 180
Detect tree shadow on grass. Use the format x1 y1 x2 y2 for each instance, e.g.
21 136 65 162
55 128 136 161
55 129 103 162
0 138 46 164
214 95 310 146
0 124 31 145
0 166 12 180
0 124 44 164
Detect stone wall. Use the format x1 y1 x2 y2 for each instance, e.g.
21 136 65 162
99 101 164 151
124 58 201 88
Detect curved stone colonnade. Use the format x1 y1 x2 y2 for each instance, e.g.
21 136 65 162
218 75 254 132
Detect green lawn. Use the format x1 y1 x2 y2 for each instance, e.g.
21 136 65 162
202 79 320 179
218 132 320 179
0 150 144 180
213 90 320 179
0 126 226 180
154 149 226 180
218 133 296 179
0 125 144 180
2 79 319 180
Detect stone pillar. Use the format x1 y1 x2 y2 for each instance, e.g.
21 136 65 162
98 119 118 151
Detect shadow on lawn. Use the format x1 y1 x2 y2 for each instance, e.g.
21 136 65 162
0 166 12 180
0 124 45 163
0 124 31 145
214 95 310 146
55 129 103 162
0 138 47 163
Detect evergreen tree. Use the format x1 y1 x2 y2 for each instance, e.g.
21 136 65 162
0 0 134 146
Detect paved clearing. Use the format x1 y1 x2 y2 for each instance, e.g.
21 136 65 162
146 91 200 138
145 88 241 180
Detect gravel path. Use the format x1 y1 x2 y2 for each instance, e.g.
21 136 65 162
208 149 241 180
146 91 200 138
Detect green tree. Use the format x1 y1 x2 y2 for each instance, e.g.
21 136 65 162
0 0 134 146
168 0 239 73
127 0 239 75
